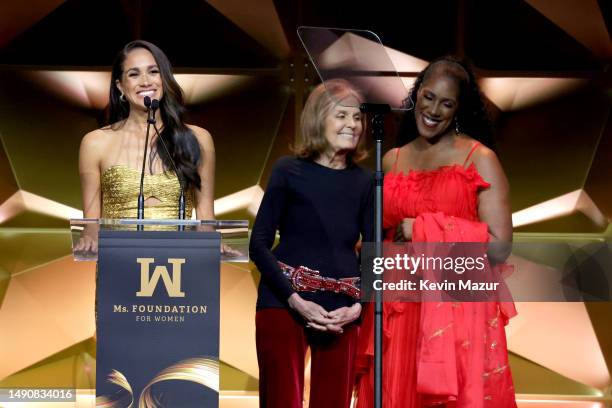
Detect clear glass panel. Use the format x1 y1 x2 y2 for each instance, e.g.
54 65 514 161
297 26 412 111
70 218 249 263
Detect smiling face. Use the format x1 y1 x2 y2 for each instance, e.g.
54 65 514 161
414 71 460 140
322 98 363 156
115 47 163 110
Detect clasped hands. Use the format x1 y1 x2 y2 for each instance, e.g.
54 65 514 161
288 293 361 334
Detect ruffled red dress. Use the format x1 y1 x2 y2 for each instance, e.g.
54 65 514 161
354 144 517 408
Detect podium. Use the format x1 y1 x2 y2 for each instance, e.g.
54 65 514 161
70 218 249 408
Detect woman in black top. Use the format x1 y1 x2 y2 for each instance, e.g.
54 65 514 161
249 79 373 408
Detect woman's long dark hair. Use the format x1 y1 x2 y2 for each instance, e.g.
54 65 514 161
108 40 201 190
398 56 495 150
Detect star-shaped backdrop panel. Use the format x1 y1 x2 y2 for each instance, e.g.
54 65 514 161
0 1 610 406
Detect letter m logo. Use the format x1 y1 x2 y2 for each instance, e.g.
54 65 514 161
136 258 186 297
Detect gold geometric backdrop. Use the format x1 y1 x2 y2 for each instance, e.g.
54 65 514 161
0 1 610 407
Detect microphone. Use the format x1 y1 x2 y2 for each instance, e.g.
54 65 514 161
149 99 187 220
137 96 154 227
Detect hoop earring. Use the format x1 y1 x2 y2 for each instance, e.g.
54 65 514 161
120 93 126 102
455 118 460 135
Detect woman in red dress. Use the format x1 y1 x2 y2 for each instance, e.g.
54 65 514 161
355 56 517 407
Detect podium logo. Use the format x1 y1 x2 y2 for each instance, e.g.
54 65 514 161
136 258 186 297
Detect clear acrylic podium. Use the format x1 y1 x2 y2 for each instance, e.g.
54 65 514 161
70 218 249 263
69 218 248 408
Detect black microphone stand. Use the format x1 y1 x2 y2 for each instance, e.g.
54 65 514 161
360 102 390 408
148 99 187 222
137 96 154 231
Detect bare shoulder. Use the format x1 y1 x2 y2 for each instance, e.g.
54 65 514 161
82 128 105 144
81 128 113 151
187 124 214 150
79 128 114 170
383 145 406 172
470 143 500 170
457 135 493 163
468 141 508 188
383 143 413 172
382 147 398 171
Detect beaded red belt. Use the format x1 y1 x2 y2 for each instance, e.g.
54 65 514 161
278 261 361 300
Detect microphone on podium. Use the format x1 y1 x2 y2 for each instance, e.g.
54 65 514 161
149 99 187 220
137 96 154 226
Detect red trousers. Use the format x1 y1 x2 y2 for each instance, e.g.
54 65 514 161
256 308 359 408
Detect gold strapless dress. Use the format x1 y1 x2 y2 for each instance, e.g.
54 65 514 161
101 165 194 219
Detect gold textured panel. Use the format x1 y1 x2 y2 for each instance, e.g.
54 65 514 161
526 0 612 59
220 361 258 391
0 339 95 388
514 212 606 234
0 134 19 204
497 86 609 234
0 266 9 308
0 0 609 400
258 93 296 189
510 352 601 395
220 262 259 379
585 302 612 389
507 302 609 389
0 71 99 208
0 256 95 380
207 0 290 59
0 0 65 47
1 211 73 228
188 80 290 198
0 228 72 275
584 111 612 221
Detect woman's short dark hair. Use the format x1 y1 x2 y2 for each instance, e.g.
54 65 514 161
108 40 202 191
295 79 368 163
398 56 495 150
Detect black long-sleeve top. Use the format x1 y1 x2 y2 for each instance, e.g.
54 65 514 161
249 156 374 311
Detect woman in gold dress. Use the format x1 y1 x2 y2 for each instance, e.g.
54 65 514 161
77 40 215 251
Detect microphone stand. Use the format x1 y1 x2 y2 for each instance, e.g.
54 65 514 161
360 102 390 408
149 99 187 223
137 96 154 231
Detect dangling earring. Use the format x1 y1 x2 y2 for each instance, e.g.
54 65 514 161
455 118 460 135
120 93 126 102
